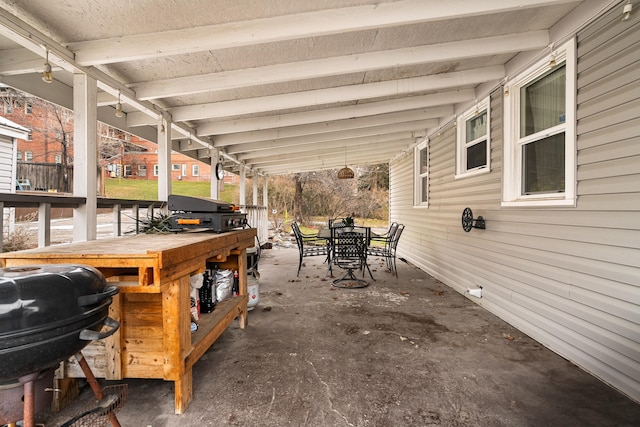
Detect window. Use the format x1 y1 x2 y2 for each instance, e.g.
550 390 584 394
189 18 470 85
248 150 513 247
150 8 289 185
138 164 147 177
414 140 429 207
26 132 32 141
456 97 490 178
124 165 132 176
181 164 187 177
503 39 576 207
171 164 180 171
24 151 33 161
192 164 199 177
16 151 21 161
4 101 12 114
25 102 32 114
55 154 61 164
153 164 159 176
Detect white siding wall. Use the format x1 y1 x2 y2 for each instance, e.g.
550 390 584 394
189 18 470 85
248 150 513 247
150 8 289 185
0 135 14 193
390 7 640 402
0 134 15 238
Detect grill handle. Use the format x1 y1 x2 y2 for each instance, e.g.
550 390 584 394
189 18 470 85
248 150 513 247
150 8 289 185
77 286 119 307
79 317 120 341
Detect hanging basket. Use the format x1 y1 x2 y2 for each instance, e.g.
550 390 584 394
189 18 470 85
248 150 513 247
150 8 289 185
337 166 355 179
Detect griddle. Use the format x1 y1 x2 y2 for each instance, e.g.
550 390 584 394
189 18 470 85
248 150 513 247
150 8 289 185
168 195 247 233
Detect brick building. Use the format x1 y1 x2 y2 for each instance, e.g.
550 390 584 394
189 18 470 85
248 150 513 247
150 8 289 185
0 87 233 188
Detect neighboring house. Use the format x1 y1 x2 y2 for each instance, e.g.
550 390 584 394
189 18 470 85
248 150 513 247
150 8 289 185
1 91 220 187
391 6 639 402
0 116 29 236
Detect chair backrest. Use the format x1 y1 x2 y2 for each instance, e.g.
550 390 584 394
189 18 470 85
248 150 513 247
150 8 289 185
291 222 304 248
390 224 405 250
331 229 366 262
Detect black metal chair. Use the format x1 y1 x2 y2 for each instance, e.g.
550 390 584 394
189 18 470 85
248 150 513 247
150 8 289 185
367 224 405 277
330 229 370 288
292 222 330 277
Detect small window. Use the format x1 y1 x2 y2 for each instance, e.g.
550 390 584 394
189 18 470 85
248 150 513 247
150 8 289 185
55 154 62 164
171 164 180 171
24 151 33 161
138 164 147 177
124 165 132 176
153 164 159 176
456 97 490 178
26 132 33 141
25 102 32 114
4 101 12 114
182 164 187 177
16 151 22 161
413 140 429 207
503 39 576 207
192 164 199 177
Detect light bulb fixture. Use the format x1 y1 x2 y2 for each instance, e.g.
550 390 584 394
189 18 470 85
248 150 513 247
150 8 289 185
115 91 123 118
337 146 354 179
622 1 632 21
42 49 53 83
160 119 166 134
548 43 557 68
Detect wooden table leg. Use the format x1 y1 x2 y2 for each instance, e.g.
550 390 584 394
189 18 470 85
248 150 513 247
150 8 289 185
174 368 193 415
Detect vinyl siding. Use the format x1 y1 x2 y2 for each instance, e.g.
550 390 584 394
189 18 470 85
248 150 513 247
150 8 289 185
390 6 640 402
0 135 14 193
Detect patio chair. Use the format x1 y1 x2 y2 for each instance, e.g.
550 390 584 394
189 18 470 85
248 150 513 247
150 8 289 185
367 224 405 277
330 229 369 288
292 222 330 277
370 222 398 243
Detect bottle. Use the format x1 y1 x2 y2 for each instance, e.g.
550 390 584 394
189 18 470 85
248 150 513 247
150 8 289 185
232 270 239 296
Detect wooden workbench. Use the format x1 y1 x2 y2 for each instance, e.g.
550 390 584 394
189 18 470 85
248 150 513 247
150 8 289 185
0 228 256 414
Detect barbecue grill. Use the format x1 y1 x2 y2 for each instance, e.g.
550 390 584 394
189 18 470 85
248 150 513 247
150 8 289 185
0 264 120 426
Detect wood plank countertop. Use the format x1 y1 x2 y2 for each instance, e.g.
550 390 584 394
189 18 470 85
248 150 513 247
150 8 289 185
0 228 257 290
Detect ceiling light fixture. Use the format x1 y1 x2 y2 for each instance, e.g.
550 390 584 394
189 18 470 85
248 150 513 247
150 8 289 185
337 146 354 179
41 49 53 83
622 1 632 21
115 91 123 118
548 43 557 68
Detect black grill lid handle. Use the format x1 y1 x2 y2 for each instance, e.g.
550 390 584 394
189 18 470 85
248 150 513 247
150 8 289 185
77 286 119 307
79 317 120 341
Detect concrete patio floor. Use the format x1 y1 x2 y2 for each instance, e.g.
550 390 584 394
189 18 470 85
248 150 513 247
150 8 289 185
38 245 639 426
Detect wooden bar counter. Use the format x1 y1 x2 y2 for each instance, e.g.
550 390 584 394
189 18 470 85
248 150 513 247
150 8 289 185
0 228 257 414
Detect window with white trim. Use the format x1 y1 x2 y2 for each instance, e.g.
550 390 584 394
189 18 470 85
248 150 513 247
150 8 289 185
55 154 61 164
503 39 576 207
414 140 429 207
124 165 132 177
138 164 147 177
25 151 32 161
153 164 159 176
456 97 490 178
192 164 199 177
171 164 180 171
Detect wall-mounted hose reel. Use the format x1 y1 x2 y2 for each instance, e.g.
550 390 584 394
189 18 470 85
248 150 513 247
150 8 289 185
461 207 485 232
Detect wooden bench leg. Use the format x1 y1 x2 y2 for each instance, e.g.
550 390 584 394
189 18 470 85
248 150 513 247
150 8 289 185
174 368 193 415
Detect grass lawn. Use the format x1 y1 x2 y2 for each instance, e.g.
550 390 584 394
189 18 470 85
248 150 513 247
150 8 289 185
105 178 237 203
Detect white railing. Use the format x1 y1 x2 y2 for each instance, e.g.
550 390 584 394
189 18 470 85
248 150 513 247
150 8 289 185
0 194 269 252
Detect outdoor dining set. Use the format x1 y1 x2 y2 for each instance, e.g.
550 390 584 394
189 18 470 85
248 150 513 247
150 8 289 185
292 220 405 288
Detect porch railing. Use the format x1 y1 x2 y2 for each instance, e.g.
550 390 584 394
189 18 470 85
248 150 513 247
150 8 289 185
0 193 269 252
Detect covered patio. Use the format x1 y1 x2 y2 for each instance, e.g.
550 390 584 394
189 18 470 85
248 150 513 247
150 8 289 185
37 246 640 426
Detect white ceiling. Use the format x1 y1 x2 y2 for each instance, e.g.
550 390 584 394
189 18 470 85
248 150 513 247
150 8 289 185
0 0 586 176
